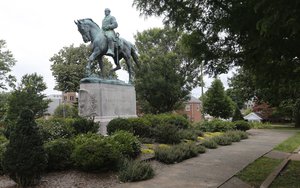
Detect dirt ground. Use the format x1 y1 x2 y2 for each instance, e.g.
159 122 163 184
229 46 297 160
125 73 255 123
0 161 168 188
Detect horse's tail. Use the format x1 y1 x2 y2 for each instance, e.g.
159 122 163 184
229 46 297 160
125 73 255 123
130 44 139 68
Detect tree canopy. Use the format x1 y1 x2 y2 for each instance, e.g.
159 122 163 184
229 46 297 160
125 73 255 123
0 40 16 90
50 44 116 92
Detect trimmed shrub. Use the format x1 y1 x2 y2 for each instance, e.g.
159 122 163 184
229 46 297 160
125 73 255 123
110 131 141 158
107 118 132 135
71 135 120 171
37 118 75 142
223 131 242 142
249 122 272 129
234 120 251 131
197 145 206 154
128 117 153 138
71 117 99 134
3 109 47 187
202 139 218 149
154 123 181 144
143 114 190 129
235 130 249 139
178 129 198 141
212 136 232 146
53 104 78 118
118 159 154 182
154 142 198 164
44 138 73 171
196 119 234 132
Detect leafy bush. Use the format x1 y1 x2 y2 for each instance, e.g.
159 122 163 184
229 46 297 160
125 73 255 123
196 145 206 154
44 138 73 171
118 159 154 182
37 118 75 141
212 135 232 146
223 131 242 142
71 117 99 134
53 104 78 118
236 130 249 139
154 142 199 164
71 134 120 171
234 120 251 131
3 109 47 187
178 129 198 141
107 118 132 135
202 139 218 149
128 117 153 138
143 114 190 129
154 123 181 144
250 122 272 129
110 130 141 158
0 135 8 174
196 119 234 132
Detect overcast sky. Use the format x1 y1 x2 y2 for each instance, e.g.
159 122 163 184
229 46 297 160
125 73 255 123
0 0 231 97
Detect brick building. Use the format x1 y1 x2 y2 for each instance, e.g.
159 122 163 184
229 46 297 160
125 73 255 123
179 96 202 122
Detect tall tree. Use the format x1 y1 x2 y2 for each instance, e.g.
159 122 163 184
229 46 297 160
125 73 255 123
5 73 50 122
134 27 198 113
50 44 116 92
203 79 234 119
0 40 16 90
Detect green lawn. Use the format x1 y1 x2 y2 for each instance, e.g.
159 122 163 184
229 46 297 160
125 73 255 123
274 132 300 153
270 161 300 188
237 157 283 188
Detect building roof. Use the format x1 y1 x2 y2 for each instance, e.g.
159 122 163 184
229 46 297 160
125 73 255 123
244 112 262 120
187 96 201 104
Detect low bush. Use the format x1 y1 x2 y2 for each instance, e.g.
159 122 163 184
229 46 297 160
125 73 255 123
71 117 99 134
44 138 73 171
202 139 218 149
236 130 249 139
143 114 190 129
71 134 120 171
128 118 153 138
154 142 199 164
110 131 141 158
196 119 234 132
250 122 272 129
37 118 75 142
223 131 242 142
118 159 154 182
154 123 181 144
212 136 232 146
178 129 198 141
196 145 206 154
234 121 251 131
107 118 132 135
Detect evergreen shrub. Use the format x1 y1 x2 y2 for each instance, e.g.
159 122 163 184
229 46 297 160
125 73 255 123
223 131 242 142
107 118 132 135
71 117 99 134
212 135 232 146
154 123 181 144
118 159 154 182
202 139 218 149
128 117 153 138
196 119 234 132
234 120 250 131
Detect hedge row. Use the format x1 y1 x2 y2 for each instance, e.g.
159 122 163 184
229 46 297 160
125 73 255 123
195 119 251 132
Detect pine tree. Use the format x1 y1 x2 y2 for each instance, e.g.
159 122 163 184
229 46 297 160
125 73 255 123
232 105 244 121
2 109 47 186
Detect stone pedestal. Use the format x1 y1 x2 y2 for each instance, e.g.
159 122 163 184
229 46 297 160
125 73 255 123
78 78 137 134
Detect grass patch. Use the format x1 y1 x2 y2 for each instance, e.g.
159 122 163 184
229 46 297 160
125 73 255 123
237 157 283 187
270 161 300 188
274 132 300 153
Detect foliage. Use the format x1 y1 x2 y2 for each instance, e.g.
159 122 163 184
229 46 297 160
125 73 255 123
202 139 218 149
270 161 300 188
118 159 154 182
250 122 272 129
53 104 78 118
128 117 153 138
2 109 47 187
154 123 181 144
71 117 99 134
132 0 300 125
36 118 75 142
134 27 194 114
233 121 251 131
295 99 300 127
143 113 190 129
0 40 16 90
50 44 116 92
232 106 245 122
0 92 10 121
203 79 234 119
212 135 232 146
223 131 242 142
71 134 120 171
0 135 8 174
107 118 132 135
154 142 199 164
196 119 235 132
5 73 50 122
178 129 198 141
110 130 141 158
44 138 73 171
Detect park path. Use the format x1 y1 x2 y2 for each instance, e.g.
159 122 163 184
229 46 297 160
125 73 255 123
115 129 296 188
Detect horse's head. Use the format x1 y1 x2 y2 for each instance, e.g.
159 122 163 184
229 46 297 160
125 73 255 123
74 19 91 43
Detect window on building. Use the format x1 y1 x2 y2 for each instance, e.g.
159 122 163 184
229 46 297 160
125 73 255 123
185 104 191 111
70 96 74 101
196 104 200 111
64 96 67 101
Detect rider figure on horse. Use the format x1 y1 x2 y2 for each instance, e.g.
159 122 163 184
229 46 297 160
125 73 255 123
102 8 118 57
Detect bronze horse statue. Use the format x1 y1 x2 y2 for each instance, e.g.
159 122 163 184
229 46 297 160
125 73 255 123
74 18 139 82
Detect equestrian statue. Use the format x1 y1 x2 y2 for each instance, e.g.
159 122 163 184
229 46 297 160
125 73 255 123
74 8 139 83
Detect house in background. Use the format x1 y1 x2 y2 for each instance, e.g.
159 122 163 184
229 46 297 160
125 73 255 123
243 112 262 122
45 92 77 115
178 96 202 123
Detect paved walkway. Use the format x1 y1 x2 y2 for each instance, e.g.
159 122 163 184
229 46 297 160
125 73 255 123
116 129 296 188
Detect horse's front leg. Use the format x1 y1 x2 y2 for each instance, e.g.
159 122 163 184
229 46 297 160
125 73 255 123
86 47 101 77
97 56 104 78
110 56 121 76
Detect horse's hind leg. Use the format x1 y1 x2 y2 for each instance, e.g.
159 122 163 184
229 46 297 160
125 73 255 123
124 57 132 83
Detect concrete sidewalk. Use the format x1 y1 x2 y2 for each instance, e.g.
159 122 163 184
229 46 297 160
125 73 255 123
115 129 296 188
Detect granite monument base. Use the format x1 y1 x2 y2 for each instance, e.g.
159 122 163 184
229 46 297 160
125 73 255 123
79 78 137 135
